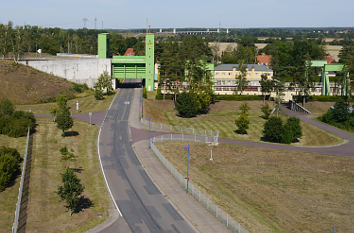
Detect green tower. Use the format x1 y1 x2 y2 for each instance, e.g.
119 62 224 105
98 33 110 58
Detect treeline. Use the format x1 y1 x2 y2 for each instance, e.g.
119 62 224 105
0 22 145 61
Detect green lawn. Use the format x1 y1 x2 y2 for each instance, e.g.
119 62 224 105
156 141 354 233
16 92 117 114
144 99 343 146
25 118 110 233
0 134 27 233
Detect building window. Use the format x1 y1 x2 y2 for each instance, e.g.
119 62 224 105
222 72 226 75
228 72 232 76
216 72 219 75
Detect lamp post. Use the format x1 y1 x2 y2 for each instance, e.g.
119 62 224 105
183 144 190 193
146 117 151 148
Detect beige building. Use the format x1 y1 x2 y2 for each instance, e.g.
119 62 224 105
214 64 273 94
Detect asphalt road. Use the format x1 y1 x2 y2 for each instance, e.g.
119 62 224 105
98 85 195 233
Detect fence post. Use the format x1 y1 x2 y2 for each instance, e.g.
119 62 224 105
239 223 241 233
227 214 229 227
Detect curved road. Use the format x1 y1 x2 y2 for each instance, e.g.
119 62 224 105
98 86 195 233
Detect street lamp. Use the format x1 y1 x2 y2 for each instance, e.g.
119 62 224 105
146 117 151 148
183 144 190 193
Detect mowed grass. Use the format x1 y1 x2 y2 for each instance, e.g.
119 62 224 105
143 99 343 146
16 92 117 114
0 135 27 233
156 141 354 233
25 118 110 233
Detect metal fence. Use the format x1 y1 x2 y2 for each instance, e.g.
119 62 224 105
12 128 30 233
141 119 219 143
151 134 249 233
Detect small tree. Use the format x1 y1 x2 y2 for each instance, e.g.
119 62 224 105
239 102 250 115
57 168 84 215
55 97 73 137
260 74 273 103
235 64 249 95
175 92 199 118
263 116 283 143
235 113 249 134
261 103 271 119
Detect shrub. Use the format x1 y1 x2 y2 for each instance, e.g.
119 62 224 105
235 114 249 134
73 83 89 93
261 103 271 119
143 88 147 99
282 117 302 144
94 89 104 100
263 117 284 143
175 92 199 118
156 88 163 100
0 147 21 192
0 98 14 116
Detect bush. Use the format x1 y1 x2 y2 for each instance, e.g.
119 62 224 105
263 117 284 143
156 88 163 100
282 117 302 144
239 103 250 115
215 95 263 101
175 92 199 118
73 83 89 93
94 89 104 100
0 98 14 116
0 147 21 192
235 114 249 134
261 103 271 119
143 88 147 99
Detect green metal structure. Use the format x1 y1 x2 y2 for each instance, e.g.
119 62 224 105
308 60 349 96
98 33 155 91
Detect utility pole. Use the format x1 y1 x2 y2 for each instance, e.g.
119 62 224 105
94 17 97 30
82 18 88 28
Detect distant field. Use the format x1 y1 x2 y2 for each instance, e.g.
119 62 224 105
0 60 76 105
16 92 117 114
0 134 27 233
25 118 110 233
143 99 343 146
156 141 354 233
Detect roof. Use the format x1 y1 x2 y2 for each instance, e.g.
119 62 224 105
124 48 136 56
215 64 272 72
257 54 272 65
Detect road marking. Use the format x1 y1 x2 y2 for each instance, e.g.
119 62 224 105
124 101 130 105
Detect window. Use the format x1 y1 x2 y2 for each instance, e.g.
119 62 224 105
216 72 219 75
228 72 232 76
222 72 226 75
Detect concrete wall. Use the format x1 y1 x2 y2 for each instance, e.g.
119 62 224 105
20 58 111 88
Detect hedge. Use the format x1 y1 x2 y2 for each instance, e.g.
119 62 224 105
214 95 264 101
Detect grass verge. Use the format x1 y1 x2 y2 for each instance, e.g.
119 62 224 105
25 118 110 233
156 141 354 233
0 135 27 233
144 99 343 146
16 92 117 114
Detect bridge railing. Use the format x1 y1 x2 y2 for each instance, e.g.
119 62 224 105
288 100 312 114
151 134 249 233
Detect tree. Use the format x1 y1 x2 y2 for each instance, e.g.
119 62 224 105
260 74 273 103
175 92 199 118
239 102 250 115
235 64 249 95
55 95 73 136
57 168 85 215
94 71 113 96
235 113 249 134
261 103 271 119
263 116 283 143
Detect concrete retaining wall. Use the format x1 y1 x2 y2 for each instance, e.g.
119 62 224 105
20 58 112 88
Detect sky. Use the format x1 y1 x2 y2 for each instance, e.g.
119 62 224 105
0 0 353 29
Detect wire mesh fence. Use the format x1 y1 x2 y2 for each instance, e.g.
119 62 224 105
151 134 249 233
12 128 30 233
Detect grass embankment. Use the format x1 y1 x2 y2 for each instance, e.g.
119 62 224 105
16 92 117 114
0 135 26 233
143 99 343 146
25 118 110 232
0 60 76 105
156 141 354 233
